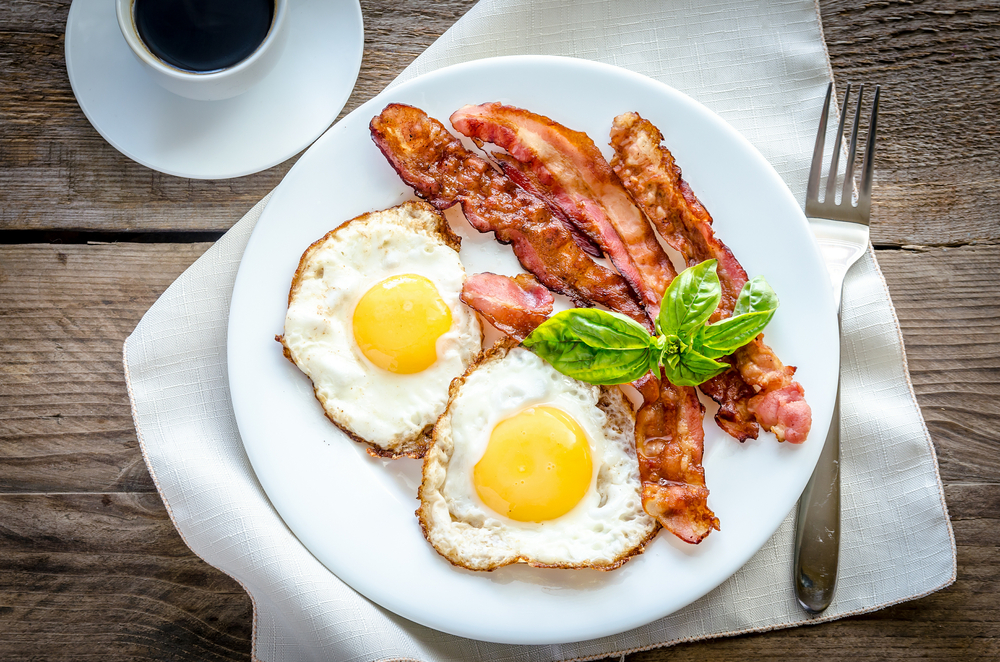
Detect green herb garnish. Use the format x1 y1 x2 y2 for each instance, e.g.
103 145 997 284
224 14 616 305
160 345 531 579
522 260 778 386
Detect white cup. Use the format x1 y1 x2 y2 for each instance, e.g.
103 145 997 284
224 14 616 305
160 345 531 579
116 0 289 101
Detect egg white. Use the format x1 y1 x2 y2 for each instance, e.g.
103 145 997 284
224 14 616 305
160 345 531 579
419 342 658 570
281 202 482 457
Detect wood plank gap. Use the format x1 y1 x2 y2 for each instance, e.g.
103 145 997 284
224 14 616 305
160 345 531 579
943 482 1000 487
873 241 1000 251
0 492 159 496
0 230 226 245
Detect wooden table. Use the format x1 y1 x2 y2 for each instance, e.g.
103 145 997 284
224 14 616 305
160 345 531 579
2 1 997 659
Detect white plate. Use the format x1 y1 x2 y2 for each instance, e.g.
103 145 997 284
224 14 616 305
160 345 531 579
228 56 839 645
64 0 363 179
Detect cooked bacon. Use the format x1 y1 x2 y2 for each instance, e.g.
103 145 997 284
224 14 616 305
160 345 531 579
696 358 760 441
610 111 811 444
370 104 649 330
491 152 604 258
610 112 747 320
460 272 552 342
609 111 757 441
749 382 811 444
451 103 676 319
737 337 810 443
634 372 720 544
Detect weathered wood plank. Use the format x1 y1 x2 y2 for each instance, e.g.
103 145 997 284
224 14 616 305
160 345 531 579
876 244 1000 484
0 243 212 493
0 493 252 662
3 243 995 493
821 0 1000 247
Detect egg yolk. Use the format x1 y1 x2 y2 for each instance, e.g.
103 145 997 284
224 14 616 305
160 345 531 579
352 274 452 374
474 406 593 522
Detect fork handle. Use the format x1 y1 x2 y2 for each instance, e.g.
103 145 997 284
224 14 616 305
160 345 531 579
793 310 843 613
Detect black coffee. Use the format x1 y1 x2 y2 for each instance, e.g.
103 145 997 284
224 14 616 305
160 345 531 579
134 0 275 73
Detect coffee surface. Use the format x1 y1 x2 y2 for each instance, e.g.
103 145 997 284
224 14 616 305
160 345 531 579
134 0 274 72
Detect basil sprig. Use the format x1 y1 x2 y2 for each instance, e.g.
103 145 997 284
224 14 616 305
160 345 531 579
522 260 778 387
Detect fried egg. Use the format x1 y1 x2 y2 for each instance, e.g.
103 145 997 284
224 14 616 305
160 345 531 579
418 340 658 570
279 202 482 458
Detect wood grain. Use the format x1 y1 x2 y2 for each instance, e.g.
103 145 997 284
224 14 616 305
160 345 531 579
0 493 252 662
877 245 1000 484
0 243 211 493
4 240 995 492
2 0 998 247
822 0 1000 247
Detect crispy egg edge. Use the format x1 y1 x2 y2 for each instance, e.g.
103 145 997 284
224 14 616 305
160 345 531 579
276 200 476 460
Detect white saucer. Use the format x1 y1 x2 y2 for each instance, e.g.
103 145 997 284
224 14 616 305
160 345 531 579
65 0 364 179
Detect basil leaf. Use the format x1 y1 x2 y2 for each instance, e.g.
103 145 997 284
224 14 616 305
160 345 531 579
697 309 775 357
538 309 653 349
523 309 655 384
527 339 653 384
661 348 730 386
694 277 778 357
732 275 779 317
658 259 721 339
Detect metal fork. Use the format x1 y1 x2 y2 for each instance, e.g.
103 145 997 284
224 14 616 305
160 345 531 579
794 81 880 614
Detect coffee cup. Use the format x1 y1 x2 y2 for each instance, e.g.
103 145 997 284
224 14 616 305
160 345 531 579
116 0 288 101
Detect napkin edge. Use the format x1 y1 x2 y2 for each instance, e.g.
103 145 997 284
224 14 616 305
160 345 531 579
122 293 264 662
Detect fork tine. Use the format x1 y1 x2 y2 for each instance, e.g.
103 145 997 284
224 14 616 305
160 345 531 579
858 85 881 214
824 83 851 203
806 83 832 205
841 84 865 206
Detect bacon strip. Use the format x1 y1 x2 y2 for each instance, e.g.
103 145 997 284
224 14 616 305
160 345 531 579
610 112 747 317
451 103 675 319
450 104 718 541
491 152 604 258
737 339 812 444
610 112 812 444
460 272 552 342
370 104 649 329
634 372 720 544
696 358 759 441
609 111 757 441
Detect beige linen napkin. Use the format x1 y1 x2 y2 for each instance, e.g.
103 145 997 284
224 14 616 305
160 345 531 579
124 1 956 660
